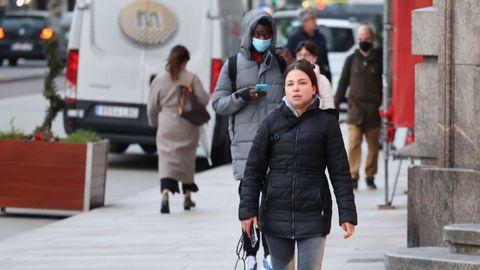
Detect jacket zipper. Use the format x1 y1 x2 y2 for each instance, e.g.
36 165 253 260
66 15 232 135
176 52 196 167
317 186 322 204
318 186 323 216
264 184 271 210
291 126 300 239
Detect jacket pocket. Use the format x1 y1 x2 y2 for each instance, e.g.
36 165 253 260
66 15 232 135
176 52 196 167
269 166 289 174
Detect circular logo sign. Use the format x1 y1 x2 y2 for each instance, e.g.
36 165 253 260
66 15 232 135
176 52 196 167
119 0 177 45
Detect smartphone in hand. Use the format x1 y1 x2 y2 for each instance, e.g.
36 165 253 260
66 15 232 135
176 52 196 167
255 84 268 94
250 225 259 248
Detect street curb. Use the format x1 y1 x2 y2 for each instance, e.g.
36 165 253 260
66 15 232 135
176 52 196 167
0 69 67 84
0 74 46 84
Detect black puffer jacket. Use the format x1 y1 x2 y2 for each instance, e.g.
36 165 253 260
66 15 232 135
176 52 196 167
239 100 357 239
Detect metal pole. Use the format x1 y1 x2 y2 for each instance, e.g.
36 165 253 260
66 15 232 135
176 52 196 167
379 0 394 209
388 159 403 205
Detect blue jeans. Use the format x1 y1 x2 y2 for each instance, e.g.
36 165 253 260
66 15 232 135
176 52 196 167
265 235 327 270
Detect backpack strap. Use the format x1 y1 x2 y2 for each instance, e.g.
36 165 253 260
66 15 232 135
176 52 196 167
270 111 315 145
228 55 237 92
346 53 355 77
273 53 287 74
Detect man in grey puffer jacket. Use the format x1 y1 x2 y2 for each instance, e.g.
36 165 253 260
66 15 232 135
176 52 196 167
212 9 292 270
212 9 291 181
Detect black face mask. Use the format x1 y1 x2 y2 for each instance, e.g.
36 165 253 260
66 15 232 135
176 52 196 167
359 41 372 52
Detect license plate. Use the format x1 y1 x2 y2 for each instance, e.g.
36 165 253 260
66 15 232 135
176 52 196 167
95 105 139 119
11 42 33 51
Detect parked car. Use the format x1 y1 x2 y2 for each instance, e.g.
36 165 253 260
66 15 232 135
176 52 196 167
60 11 73 41
274 10 359 93
63 0 243 165
0 11 67 66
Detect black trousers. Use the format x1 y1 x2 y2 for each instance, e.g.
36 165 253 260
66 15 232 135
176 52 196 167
239 180 270 257
161 178 198 194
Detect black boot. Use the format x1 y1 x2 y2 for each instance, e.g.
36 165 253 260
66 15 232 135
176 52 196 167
183 197 196 210
366 177 377 190
352 178 359 190
160 193 170 214
183 190 196 210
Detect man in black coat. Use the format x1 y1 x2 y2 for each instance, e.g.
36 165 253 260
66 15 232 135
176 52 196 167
286 8 332 82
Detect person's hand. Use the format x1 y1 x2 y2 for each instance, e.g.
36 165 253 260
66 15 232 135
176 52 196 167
248 87 266 100
341 222 355 239
277 47 293 65
241 216 258 238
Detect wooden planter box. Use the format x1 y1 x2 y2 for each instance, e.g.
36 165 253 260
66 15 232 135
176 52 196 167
0 140 109 212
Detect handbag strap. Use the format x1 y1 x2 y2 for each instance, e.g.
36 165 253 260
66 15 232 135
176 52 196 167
181 72 193 93
177 72 193 114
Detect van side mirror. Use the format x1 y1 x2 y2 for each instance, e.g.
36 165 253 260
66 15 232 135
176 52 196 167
77 0 91 10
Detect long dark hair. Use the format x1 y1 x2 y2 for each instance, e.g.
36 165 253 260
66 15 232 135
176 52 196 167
295 40 317 56
165 45 190 81
284 59 318 93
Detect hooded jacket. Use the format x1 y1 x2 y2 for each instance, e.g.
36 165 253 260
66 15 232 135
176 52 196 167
212 9 285 180
239 99 357 239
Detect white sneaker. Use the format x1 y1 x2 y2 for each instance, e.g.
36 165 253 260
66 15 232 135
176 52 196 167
262 255 272 270
245 255 257 270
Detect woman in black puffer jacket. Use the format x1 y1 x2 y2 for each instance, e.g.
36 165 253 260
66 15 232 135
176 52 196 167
239 60 357 270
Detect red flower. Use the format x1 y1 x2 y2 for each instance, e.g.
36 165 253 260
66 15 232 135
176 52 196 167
34 132 54 141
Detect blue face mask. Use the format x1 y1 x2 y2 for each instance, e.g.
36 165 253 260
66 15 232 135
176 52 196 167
252 38 272 53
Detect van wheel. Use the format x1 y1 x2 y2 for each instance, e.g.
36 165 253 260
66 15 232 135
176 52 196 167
140 144 157 154
110 143 129 153
8 58 18 66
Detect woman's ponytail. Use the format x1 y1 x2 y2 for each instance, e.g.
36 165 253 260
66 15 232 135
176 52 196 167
165 45 190 81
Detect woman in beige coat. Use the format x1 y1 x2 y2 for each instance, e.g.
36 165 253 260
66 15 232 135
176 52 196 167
147 45 210 214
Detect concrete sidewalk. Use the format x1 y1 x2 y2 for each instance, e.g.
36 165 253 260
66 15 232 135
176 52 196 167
0 154 409 270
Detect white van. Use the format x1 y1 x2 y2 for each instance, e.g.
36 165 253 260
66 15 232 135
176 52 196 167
63 0 244 165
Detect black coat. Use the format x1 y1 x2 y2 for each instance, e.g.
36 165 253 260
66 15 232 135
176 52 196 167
286 28 332 82
239 101 357 239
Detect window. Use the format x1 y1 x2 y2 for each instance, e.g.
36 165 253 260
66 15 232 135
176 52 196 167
318 26 354 52
2 16 46 29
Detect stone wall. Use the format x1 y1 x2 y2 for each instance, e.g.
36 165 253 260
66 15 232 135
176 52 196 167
408 167 480 247
408 0 480 247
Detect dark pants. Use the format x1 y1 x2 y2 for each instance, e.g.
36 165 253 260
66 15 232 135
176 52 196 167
161 178 198 194
239 180 270 257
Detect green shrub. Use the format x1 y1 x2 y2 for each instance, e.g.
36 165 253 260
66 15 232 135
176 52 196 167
62 129 102 143
0 119 30 140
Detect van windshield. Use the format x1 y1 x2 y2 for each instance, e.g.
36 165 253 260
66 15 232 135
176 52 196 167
275 18 355 53
318 25 354 52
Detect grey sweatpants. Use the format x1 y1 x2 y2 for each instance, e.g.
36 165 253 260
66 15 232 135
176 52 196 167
265 235 327 270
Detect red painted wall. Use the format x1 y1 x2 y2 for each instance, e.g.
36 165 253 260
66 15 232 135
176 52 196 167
392 0 432 128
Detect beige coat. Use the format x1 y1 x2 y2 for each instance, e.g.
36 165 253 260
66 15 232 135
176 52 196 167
147 70 210 183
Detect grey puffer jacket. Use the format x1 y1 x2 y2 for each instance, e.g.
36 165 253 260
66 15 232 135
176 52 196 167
212 9 285 180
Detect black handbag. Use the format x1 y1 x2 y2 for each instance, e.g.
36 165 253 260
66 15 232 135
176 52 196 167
177 74 210 126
